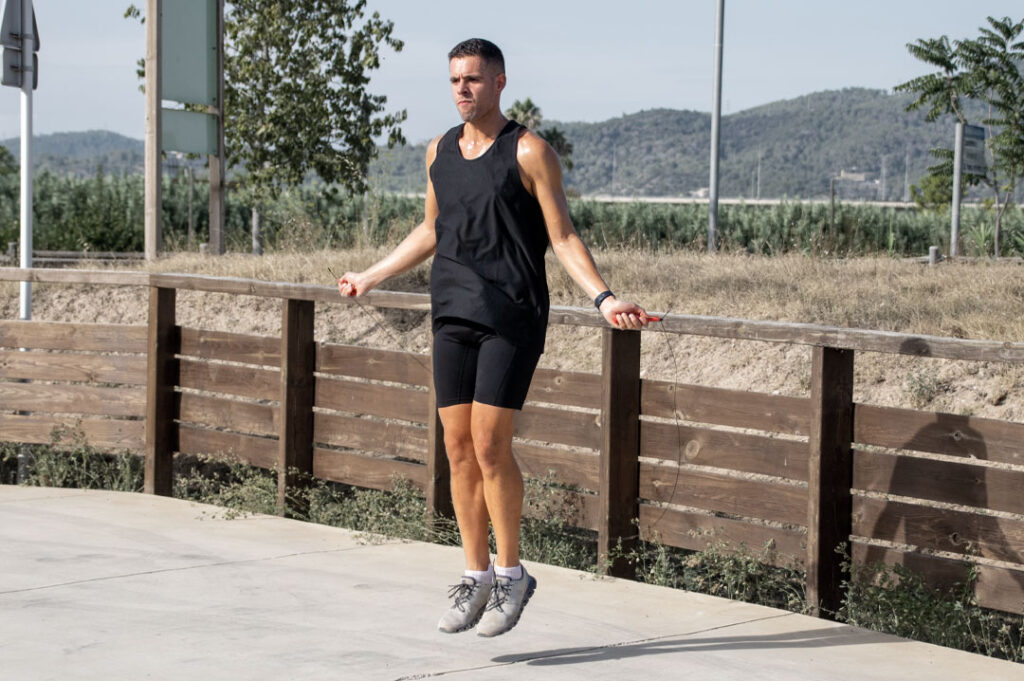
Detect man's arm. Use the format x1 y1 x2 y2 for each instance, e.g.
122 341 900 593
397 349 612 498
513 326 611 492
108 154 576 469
338 137 441 297
517 131 649 330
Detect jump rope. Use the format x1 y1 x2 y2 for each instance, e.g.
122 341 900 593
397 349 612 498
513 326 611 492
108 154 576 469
327 265 685 541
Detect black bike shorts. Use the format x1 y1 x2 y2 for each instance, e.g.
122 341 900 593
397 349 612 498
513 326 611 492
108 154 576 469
432 318 543 410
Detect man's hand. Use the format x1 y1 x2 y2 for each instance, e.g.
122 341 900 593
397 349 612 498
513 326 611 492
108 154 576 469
599 296 652 330
338 271 373 298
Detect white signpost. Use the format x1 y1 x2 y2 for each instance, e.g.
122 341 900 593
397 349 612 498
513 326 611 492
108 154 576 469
1 0 38 320
145 0 224 260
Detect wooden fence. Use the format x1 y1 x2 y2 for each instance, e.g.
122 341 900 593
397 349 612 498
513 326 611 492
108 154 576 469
3 243 146 267
2 266 1024 619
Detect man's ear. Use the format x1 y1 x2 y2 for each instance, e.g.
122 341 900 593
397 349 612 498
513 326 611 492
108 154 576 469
495 73 507 93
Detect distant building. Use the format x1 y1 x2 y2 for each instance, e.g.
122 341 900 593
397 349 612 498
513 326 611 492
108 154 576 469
689 187 709 198
838 169 870 182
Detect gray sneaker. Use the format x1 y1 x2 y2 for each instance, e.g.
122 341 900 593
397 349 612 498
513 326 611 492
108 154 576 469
476 567 537 637
437 576 491 633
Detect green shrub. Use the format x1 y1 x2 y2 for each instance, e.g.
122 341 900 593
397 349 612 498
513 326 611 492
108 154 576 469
610 533 806 613
1 427 143 492
3 164 1020 255
839 551 1024 662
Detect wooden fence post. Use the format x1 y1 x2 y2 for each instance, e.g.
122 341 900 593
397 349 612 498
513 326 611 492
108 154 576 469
598 327 642 578
426 337 453 526
145 286 178 496
278 298 315 517
806 345 855 619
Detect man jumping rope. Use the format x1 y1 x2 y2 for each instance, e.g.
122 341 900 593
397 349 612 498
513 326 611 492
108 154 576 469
338 38 651 637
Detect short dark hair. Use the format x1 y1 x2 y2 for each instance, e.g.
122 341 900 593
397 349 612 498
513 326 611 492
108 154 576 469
448 38 505 74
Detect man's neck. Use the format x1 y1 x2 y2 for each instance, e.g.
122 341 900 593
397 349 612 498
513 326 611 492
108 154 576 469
461 113 508 143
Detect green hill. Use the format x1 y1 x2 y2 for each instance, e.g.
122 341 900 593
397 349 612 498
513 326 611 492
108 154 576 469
1 130 143 176
3 88 987 199
370 88 982 200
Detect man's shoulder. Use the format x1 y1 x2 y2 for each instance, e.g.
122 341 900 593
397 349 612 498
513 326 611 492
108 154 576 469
425 133 446 164
515 128 557 173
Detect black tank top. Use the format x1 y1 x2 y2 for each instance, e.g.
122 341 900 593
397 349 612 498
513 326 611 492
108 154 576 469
429 120 549 349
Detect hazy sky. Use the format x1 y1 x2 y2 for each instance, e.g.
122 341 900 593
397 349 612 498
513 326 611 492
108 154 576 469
1 1 1021 143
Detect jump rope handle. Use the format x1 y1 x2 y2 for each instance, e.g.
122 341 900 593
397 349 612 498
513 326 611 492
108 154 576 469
329 267 357 297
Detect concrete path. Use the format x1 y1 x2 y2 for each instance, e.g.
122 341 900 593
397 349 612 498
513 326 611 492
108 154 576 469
2 485 1021 681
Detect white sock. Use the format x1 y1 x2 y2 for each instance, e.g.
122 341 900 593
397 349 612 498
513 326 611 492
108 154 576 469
464 566 494 585
494 564 523 581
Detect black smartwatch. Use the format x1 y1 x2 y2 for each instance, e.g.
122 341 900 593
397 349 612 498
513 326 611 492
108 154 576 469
594 290 615 310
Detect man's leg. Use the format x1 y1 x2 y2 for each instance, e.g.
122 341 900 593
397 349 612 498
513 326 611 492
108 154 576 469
436 402 494 633
468 401 521 569
470 400 537 638
437 403 490 571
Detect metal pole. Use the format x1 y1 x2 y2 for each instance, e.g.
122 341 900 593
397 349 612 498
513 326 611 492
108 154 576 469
707 0 725 253
208 0 225 255
144 0 162 261
950 121 964 258
18 0 33 321
187 165 194 248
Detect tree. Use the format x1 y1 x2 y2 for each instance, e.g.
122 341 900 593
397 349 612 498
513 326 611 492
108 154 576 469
506 97 542 131
126 1 406 252
910 171 952 212
896 16 1024 256
0 145 15 176
505 98 574 171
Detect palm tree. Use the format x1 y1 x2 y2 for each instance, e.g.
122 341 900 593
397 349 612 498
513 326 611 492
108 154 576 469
506 98 573 170
506 98 543 131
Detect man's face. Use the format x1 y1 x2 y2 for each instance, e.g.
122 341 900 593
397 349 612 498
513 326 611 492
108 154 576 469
449 56 505 123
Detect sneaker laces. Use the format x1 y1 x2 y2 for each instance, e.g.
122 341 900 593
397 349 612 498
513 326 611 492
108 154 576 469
486 579 513 613
447 581 479 612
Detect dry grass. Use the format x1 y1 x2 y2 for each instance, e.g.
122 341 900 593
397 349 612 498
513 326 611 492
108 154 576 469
2 248 1022 421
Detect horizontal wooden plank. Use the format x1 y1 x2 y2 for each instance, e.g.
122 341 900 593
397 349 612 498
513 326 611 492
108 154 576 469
638 504 805 566
177 424 278 470
525 368 602 409
513 442 600 491
149 272 432 310
854 449 1024 516
0 414 143 453
0 350 147 385
850 541 1024 616
178 358 280 402
178 392 278 437
313 447 427 492
315 377 429 423
1 268 1021 363
641 420 808 482
0 321 147 353
313 412 428 462
179 327 280 366
515 404 601 450
854 403 1024 466
0 267 150 286
641 379 809 436
853 496 1024 564
640 461 807 526
4 267 1021 363
549 305 1024 363
0 382 145 417
316 343 430 386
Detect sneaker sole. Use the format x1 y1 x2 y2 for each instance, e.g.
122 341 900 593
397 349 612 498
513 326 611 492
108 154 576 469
476 576 536 638
438 604 487 634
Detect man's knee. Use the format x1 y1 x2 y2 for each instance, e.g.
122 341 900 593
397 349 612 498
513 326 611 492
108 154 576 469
444 429 477 473
473 436 513 476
